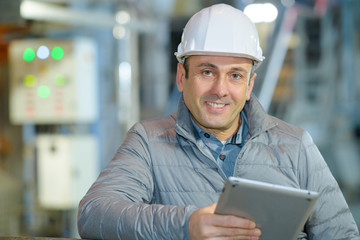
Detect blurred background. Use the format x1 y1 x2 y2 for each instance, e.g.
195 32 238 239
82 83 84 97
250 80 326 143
0 0 359 238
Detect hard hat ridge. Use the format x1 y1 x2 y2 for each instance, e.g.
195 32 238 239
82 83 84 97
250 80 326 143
175 3 264 69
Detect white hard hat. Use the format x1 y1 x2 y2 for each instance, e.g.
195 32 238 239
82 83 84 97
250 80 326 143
175 4 265 68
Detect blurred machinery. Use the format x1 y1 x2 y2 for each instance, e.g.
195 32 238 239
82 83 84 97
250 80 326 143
3 0 142 235
8 38 100 208
0 169 21 236
6 37 101 236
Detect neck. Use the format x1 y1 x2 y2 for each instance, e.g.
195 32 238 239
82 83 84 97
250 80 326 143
207 124 240 141
195 116 242 142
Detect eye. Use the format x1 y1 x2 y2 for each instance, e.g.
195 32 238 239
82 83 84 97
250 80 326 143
231 73 242 80
203 70 213 76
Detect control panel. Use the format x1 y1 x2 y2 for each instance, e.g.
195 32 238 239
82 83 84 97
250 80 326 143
9 38 98 124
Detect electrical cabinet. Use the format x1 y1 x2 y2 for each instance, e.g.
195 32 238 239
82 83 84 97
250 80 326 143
36 134 98 209
9 38 98 124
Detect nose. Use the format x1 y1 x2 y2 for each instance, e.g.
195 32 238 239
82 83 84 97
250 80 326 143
210 75 229 98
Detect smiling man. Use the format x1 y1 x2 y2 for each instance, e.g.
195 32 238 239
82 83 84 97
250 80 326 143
78 4 359 240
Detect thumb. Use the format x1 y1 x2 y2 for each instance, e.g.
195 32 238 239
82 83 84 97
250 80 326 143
206 202 218 213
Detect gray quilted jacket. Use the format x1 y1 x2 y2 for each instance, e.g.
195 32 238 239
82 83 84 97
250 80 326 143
78 94 359 240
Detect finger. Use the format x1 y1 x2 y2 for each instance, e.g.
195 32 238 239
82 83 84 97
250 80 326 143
209 236 260 240
205 225 261 238
209 235 260 240
208 214 257 229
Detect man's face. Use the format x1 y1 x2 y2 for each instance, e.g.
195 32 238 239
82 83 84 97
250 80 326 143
176 55 256 140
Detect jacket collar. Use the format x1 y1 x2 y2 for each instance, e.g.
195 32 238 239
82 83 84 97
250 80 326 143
175 93 277 141
174 94 198 142
244 93 277 139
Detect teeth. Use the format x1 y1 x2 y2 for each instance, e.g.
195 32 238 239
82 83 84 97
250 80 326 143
207 102 225 108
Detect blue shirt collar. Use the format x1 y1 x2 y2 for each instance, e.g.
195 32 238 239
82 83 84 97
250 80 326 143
191 111 248 145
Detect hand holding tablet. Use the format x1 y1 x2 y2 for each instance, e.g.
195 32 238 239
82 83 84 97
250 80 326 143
215 177 319 240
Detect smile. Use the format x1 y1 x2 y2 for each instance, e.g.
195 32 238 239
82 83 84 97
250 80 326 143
206 102 226 108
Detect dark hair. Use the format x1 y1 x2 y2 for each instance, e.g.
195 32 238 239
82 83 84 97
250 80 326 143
183 58 189 79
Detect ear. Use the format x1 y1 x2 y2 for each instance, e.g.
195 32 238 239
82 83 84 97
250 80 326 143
176 63 185 92
246 73 256 101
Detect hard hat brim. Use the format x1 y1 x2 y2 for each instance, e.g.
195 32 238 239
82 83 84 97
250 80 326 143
175 51 264 69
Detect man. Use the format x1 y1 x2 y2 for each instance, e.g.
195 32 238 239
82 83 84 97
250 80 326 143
78 4 360 239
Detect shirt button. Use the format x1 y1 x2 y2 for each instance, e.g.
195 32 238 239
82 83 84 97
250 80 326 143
219 155 226 161
204 133 210 138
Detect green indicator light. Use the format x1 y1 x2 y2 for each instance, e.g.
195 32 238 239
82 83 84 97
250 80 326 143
38 85 50 98
51 46 64 60
23 48 36 61
53 74 67 86
23 74 37 87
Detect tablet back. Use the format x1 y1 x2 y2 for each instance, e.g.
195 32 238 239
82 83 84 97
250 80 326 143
215 177 319 240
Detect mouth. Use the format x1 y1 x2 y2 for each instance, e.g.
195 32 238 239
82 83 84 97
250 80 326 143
206 101 227 109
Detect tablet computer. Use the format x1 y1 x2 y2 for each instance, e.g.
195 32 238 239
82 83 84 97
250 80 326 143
215 177 319 240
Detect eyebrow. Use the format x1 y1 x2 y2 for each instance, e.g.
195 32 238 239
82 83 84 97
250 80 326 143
197 63 217 69
197 62 249 74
